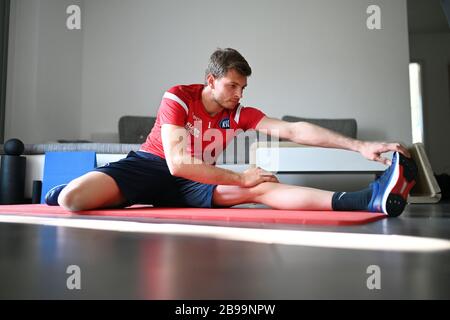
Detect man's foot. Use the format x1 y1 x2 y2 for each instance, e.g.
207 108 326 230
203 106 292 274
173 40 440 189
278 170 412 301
368 152 418 217
44 184 67 206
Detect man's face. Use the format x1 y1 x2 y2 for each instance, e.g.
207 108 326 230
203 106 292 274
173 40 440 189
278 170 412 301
210 69 248 110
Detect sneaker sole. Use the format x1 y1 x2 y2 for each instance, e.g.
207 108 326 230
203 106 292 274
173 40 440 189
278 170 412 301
382 153 418 217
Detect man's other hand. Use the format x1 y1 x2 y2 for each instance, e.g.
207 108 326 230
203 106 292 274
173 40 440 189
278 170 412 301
240 167 279 187
358 141 411 166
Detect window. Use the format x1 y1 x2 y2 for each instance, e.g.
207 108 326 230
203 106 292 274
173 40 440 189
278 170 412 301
409 62 424 144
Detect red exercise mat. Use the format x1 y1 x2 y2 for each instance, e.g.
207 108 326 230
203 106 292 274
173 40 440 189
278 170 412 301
0 204 386 226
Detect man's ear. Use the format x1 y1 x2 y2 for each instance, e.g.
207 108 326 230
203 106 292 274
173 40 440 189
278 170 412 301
206 74 216 89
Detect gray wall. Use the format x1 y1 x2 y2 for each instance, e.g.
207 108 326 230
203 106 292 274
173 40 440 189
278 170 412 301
6 0 412 148
409 33 450 174
0 0 10 143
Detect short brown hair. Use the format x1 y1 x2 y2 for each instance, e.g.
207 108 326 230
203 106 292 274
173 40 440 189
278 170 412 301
205 48 252 80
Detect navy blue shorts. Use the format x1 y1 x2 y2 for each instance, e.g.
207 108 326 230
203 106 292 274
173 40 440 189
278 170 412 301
94 151 217 208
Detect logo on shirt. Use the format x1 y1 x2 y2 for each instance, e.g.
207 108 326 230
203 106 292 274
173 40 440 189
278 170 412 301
219 118 231 129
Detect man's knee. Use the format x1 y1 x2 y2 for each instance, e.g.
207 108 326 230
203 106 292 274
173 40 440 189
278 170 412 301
58 186 87 212
251 182 278 195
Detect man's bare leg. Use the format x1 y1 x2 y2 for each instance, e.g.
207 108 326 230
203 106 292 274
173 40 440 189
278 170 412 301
58 172 127 212
213 182 334 210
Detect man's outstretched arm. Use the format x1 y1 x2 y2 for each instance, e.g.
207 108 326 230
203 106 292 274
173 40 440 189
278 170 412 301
255 116 411 165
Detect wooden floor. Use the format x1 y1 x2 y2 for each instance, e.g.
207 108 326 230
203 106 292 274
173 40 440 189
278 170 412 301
0 202 449 299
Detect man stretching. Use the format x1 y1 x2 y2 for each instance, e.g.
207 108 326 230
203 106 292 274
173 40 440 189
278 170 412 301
46 48 417 217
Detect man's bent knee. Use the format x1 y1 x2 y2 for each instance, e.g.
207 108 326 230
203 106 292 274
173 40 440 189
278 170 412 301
58 187 88 212
58 172 126 212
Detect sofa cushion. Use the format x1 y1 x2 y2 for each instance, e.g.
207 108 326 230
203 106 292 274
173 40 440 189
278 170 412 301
118 116 156 144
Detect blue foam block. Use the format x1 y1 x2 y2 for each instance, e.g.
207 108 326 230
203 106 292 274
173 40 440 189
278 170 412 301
40 152 97 204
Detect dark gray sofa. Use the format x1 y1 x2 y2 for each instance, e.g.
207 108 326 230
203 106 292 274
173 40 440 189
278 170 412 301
0 116 358 165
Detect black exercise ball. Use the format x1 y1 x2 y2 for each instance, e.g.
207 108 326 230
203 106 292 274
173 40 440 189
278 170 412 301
4 138 25 156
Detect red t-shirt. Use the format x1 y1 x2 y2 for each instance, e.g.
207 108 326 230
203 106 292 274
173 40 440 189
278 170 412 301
140 84 266 163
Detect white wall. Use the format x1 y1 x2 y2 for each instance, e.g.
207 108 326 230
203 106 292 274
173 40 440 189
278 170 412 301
409 33 450 174
6 0 84 143
6 0 413 147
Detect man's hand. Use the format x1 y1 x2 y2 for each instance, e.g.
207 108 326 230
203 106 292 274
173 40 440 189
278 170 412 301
358 141 411 166
240 167 279 188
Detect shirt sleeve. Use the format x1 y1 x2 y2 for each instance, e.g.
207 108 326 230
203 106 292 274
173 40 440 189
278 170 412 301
236 106 266 131
157 91 189 127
